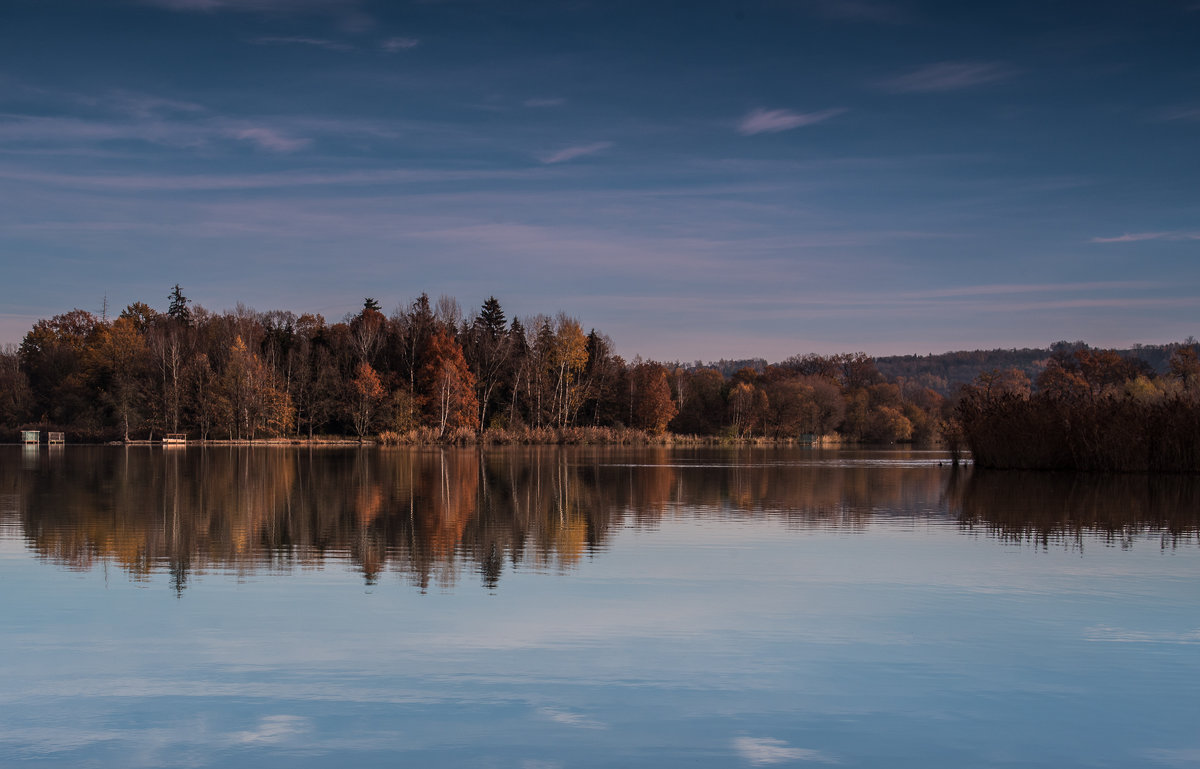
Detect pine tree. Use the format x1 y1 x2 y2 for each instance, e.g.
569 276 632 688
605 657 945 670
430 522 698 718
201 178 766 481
476 296 506 337
168 284 191 327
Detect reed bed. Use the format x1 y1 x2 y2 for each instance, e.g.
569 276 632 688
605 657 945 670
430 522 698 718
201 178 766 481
376 426 828 447
959 394 1200 473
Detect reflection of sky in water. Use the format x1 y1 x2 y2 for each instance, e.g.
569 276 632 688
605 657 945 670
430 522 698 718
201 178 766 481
1 449 1198 767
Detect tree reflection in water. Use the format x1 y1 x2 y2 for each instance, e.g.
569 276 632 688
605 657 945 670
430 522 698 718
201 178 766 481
952 468 1200 550
6 446 1197 591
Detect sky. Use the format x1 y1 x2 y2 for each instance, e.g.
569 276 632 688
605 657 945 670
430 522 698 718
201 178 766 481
1 0 1198 362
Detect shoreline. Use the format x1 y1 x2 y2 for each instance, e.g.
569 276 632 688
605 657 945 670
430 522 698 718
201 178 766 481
10 432 874 448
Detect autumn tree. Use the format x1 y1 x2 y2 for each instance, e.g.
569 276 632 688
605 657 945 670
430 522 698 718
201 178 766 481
1169 346 1200 396
287 313 336 438
419 330 479 436
19 309 100 426
672 368 727 434
973 368 1032 400
836 352 881 389
548 313 589 427
349 300 387 365
395 293 437 395
1038 348 1148 402
0 345 33 429
120 302 160 333
85 316 149 441
187 353 226 441
348 362 387 439
781 353 842 381
728 381 766 437
866 406 914 442
146 320 188 435
223 336 293 439
761 377 810 437
526 316 555 426
802 376 845 436
630 361 678 433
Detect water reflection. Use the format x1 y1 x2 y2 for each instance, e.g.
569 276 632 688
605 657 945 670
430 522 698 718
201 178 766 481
3 446 1197 590
953 469 1200 549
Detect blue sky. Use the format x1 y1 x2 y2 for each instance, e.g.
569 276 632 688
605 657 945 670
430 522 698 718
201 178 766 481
1 0 1197 361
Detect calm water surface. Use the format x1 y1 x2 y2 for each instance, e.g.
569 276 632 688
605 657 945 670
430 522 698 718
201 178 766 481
1 445 1198 768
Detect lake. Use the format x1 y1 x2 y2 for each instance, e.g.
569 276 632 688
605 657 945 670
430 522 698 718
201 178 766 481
1 445 1198 768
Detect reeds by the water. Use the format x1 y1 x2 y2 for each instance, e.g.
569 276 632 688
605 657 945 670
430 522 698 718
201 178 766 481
958 393 1200 473
375 425 827 446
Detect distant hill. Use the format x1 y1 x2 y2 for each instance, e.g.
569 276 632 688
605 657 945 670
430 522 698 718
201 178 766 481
874 341 1191 395
676 342 1194 396
697 358 769 377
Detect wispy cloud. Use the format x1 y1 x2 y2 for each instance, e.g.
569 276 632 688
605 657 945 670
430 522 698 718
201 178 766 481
230 715 311 745
537 707 606 730
524 97 566 108
0 167 532 191
224 126 311 152
1160 106 1200 122
895 280 1160 299
109 91 206 118
738 108 845 135
0 111 323 153
251 36 352 51
0 114 211 148
539 141 612 164
733 737 837 765
1085 625 1200 644
880 61 1014 93
382 36 420 52
1091 231 1200 243
1143 747 1200 765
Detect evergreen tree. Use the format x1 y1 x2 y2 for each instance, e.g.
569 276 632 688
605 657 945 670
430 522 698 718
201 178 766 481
476 296 507 337
168 284 191 327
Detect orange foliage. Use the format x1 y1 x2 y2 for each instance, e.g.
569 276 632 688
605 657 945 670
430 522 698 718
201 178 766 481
420 331 480 435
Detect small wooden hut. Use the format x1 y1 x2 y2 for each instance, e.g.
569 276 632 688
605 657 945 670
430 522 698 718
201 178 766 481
21 430 39 445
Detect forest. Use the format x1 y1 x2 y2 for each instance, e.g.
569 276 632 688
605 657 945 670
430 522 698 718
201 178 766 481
1 287 1197 453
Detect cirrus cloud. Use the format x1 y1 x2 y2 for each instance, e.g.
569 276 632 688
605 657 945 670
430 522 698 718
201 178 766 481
251 36 352 51
225 126 311 152
1091 231 1200 243
539 141 613 164
734 736 837 765
383 37 420 52
737 108 846 135
880 61 1014 93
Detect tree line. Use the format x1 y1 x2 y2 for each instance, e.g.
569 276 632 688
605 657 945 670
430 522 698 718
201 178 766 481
2 286 1196 450
1 288 958 443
